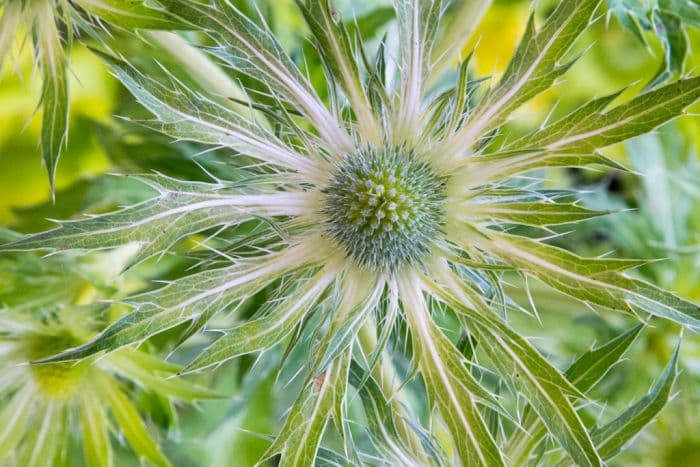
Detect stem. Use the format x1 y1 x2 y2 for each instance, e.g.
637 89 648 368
357 318 428 463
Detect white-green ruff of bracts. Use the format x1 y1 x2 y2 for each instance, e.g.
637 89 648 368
2 0 700 465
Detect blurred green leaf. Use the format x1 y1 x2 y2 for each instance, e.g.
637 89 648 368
592 340 680 460
607 0 700 85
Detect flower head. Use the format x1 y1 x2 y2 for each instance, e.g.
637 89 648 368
0 306 218 467
3 0 700 465
323 146 446 270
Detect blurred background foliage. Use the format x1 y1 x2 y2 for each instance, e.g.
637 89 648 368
1 0 699 465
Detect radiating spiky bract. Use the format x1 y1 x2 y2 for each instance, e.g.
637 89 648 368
2 0 700 465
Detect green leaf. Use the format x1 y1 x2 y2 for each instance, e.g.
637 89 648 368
348 6 395 42
483 232 700 328
24 404 64 467
477 323 601 466
348 362 429 464
399 274 505 467
608 0 699 85
34 247 312 363
100 376 171 467
393 0 443 140
0 174 308 269
428 267 601 467
467 201 609 226
311 271 384 375
157 0 353 154
0 2 22 67
180 268 334 374
505 324 644 465
592 340 680 460
295 0 381 144
94 51 318 175
35 2 69 195
448 0 601 151
430 0 493 77
0 390 33 454
106 351 224 401
461 150 624 185
261 351 351 467
0 229 21 244
566 324 645 392
80 390 112 467
79 0 186 30
510 76 700 153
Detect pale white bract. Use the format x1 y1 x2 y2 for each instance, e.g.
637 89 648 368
2 0 700 465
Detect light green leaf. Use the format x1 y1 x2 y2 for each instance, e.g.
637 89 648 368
261 351 351 467
100 376 171 467
393 0 443 139
510 76 700 152
24 404 64 467
348 361 430 465
0 2 23 67
311 271 383 375
0 390 34 454
295 0 381 144
505 324 644 465
461 150 624 185
0 229 21 244
591 341 680 460
94 50 319 175
106 351 224 401
180 268 334 374
399 274 505 467
79 0 185 30
476 322 601 467
0 174 302 269
483 232 700 328
467 201 609 226
566 323 645 392
80 390 113 467
608 0 699 85
428 267 600 467
35 2 69 195
449 0 601 150
157 0 353 154
430 0 493 77
35 247 312 363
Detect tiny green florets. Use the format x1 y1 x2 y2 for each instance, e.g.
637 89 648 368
323 147 445 271
26 332 88 399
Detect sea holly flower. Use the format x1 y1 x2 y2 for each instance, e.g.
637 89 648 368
2 0 700 465
0 244 218 466
0 0 181 193
0 306 220 467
